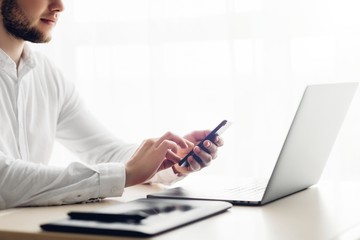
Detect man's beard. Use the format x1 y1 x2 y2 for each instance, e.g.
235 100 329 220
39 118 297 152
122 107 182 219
1 0 51 43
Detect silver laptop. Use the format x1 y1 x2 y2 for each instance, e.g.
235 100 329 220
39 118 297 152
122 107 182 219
148 83 358 206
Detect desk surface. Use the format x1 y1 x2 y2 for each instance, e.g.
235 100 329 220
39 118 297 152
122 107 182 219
1 181 360 240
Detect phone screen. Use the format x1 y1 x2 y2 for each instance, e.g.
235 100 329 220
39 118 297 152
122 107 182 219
178 120 231 167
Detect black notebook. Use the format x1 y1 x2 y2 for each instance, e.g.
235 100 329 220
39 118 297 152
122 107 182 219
41 198 232 237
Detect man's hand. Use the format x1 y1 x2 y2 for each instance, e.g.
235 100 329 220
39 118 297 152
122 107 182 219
125 132 191 187
173 130 224 176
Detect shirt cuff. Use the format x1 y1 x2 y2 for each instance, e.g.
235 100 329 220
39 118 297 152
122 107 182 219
97 162 125 198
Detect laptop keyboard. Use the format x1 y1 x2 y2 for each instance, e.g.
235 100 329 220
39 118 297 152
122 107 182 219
211 179 268 200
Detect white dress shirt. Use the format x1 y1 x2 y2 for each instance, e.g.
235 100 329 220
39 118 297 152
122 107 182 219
0 45 179 209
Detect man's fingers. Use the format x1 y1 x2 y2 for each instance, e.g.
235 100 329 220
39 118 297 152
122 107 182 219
157 132 190 149
165 150 181 163
187 156 201 171
157 139 178 153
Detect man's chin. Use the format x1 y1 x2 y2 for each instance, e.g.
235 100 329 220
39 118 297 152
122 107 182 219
20 27 53 43
33 37 52 44
25 33 52 44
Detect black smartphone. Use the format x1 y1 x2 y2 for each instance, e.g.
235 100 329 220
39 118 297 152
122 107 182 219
178 120 231 167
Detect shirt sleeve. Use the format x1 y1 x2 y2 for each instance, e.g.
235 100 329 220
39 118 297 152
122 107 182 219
54 73 187 195
0 151 125 209
55 74 137 166
56 95 184 187
54 76 185 183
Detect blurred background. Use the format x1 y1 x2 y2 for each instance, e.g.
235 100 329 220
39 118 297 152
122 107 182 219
31 0 360 181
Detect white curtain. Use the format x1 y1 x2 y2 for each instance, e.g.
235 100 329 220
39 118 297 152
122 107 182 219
31 0 360 181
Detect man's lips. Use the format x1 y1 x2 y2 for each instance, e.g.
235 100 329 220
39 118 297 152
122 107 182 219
40 17 57 25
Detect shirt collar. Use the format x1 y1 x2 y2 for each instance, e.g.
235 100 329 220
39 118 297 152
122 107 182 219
0 48 15 69
18 44 36 80
0 44 36 80
20 44 36 69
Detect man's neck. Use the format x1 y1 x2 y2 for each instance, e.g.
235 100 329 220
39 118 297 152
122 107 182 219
0 22 25 67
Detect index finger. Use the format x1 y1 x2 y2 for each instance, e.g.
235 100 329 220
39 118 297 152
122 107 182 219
157 131 190 149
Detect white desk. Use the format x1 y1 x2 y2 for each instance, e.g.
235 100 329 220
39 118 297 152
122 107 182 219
1 181 360 240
